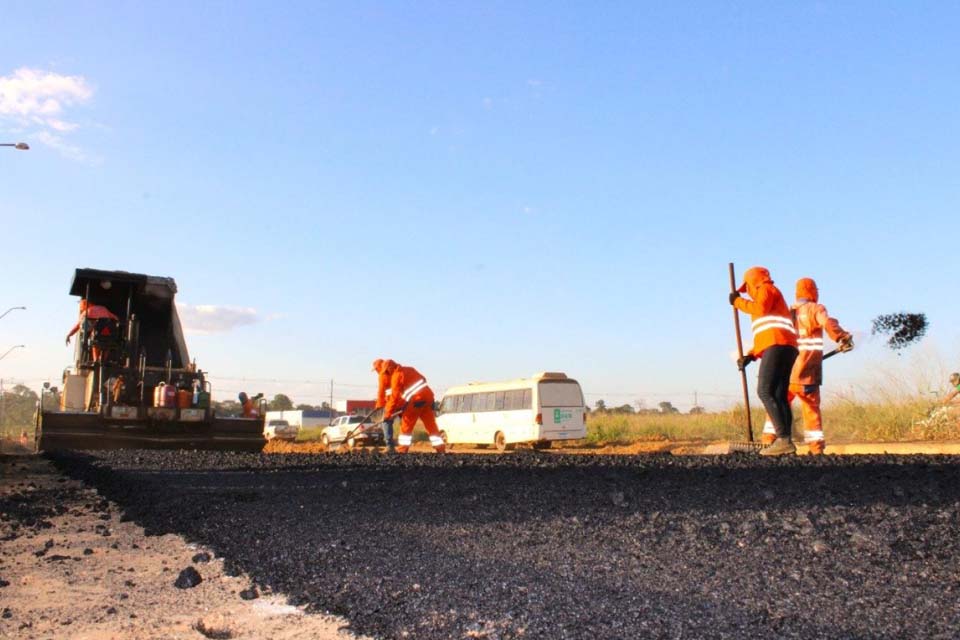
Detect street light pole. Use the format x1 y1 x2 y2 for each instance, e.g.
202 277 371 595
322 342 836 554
0 307 26 321
0 345 25 362
1 143 29 150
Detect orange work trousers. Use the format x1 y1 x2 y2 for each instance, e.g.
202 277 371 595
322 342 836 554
788 384 824 453
396 395 445 453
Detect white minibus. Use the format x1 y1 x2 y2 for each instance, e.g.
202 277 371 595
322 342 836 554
437 372 586 451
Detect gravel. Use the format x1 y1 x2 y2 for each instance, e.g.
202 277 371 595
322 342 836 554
48 449 960 639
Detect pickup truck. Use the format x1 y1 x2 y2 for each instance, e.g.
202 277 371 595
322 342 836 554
321 415 384 449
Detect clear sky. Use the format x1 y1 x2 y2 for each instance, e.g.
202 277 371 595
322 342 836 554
1 2 958 409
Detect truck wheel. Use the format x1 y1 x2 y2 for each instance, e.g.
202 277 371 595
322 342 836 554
347 436 357 450
321 434 330 449
495 431 507 453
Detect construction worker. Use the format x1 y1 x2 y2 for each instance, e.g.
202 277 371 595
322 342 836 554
65 299 119 363
730 266 799 456
372 358 396 452
761 278 852 454
380 359 445 454
239 392 263 418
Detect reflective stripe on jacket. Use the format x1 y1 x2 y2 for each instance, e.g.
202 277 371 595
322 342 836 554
734 282 797 356
383 365 434 417
791 301 847 386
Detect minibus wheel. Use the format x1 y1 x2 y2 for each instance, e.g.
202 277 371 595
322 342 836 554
532 440 551 450
495 431 507 452
440 430 452 451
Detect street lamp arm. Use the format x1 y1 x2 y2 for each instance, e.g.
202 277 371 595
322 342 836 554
0 306 26 321
1 143 29 150
0 345 25 361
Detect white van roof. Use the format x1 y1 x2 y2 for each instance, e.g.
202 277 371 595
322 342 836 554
443 372 577 396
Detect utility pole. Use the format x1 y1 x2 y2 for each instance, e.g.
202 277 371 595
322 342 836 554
329 379 334 412
1 378 5 436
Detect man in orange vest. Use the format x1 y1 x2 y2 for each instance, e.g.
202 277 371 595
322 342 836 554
372 358 396 452
65 299 119 363
730 266 799 456
239 392 263 418
787 277 852 454
379 359 445 454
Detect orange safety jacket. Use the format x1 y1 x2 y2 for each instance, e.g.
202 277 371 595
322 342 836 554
733 267 798 357
383 365 433 418
790 278 848 386
67 304 119 340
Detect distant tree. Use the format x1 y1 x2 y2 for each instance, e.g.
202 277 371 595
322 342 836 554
658 401 679 414
295 403 315 411
613 404 635 414
689 405 706 415
594 399 607 412
0 384 39 429
269 393 294 411
635 399 647 412
320 401 331 410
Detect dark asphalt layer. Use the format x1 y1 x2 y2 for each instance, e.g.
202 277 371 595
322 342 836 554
45 450 960 639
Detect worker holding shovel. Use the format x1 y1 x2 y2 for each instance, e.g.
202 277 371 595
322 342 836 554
730 266 799 456
759 278 853 453
380 359 446 454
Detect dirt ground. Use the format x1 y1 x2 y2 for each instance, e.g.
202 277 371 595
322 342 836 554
0 455 367 640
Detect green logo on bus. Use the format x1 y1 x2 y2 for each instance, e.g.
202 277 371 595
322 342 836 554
554 408 572 424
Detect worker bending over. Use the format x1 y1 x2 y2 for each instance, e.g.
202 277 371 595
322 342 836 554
378 359 445 454
65 299 119 363
730 266 799 456
760 278 852 453
372 358 396 453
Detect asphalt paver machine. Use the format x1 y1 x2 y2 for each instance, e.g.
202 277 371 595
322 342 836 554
39 268 266 452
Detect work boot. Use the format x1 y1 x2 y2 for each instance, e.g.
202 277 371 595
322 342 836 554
759 437 796 457
761 433 777 446
807 440 825 455
386 444 396 454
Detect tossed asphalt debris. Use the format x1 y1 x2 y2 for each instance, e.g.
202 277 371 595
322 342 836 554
47 449 960 639
871 312 928 351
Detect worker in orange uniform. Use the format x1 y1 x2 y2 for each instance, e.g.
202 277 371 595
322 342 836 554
372 358 396 453
65 299 119 363
730 266 799 456
239 392 264 418
380 359 446 454
788 277 852 454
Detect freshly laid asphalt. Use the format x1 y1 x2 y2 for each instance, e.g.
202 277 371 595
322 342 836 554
46 450 960 639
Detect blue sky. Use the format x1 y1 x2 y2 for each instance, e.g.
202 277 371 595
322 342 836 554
1 2 958 409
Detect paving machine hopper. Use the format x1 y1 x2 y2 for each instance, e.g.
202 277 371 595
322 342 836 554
39 268 266 452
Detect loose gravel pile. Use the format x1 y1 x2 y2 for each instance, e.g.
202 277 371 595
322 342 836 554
48 450 960 639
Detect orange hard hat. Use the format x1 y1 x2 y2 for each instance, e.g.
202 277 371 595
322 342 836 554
795 277 819 302
737 266 772 293
371 358 384 372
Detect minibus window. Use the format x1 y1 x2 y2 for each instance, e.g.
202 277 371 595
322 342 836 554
494 391 505 411
538 381 583 407
522 389 532 409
